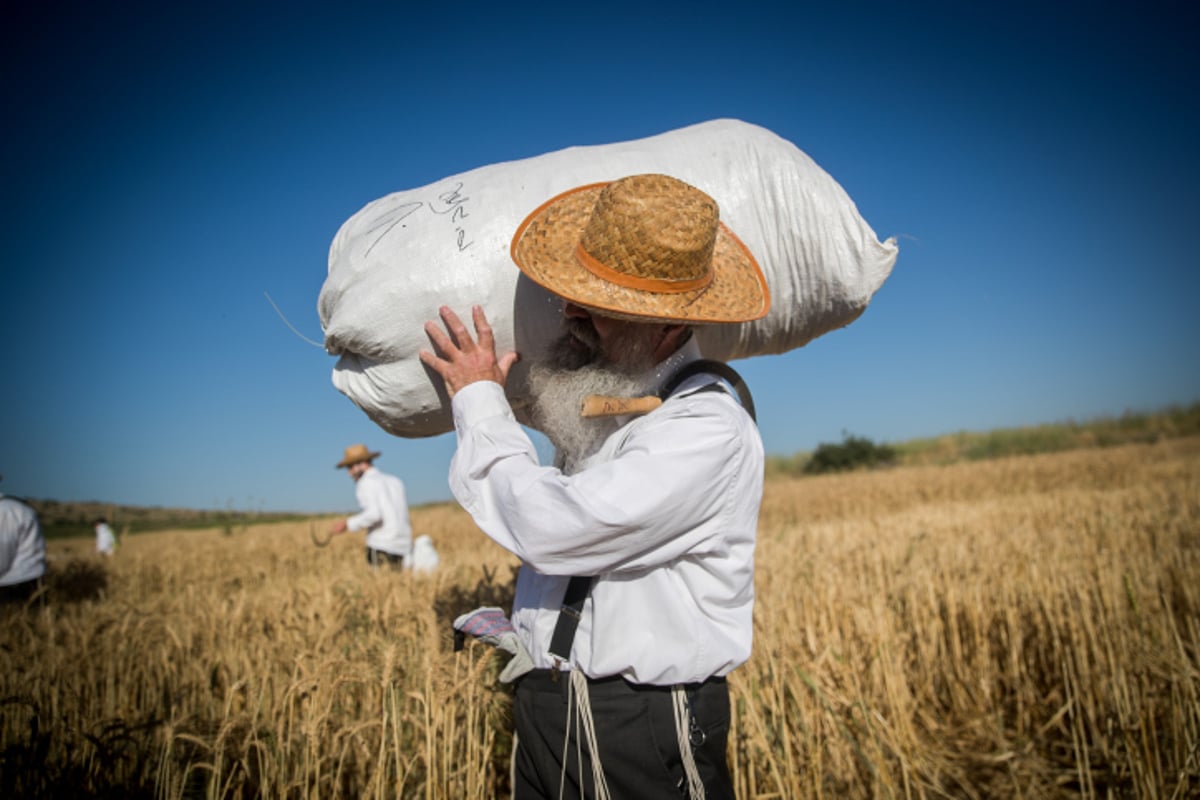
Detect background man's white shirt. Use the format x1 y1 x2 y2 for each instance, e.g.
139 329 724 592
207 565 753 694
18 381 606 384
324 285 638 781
348 467 413 559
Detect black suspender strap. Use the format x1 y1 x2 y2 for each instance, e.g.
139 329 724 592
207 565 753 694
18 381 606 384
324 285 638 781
660 359 757 423
548 574 595 661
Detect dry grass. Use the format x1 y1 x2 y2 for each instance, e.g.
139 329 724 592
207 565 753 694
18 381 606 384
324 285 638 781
2 438 1197 798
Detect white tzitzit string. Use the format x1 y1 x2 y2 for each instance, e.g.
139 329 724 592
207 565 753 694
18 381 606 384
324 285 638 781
558 670 611 800
672 686 706 799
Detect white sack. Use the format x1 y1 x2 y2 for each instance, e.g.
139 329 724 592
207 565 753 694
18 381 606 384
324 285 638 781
319 118 897 438
409 534 440 574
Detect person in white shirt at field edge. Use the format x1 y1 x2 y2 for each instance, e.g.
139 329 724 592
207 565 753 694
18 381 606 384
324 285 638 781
330 444 414 569
421 173 769 800
93 516 116 556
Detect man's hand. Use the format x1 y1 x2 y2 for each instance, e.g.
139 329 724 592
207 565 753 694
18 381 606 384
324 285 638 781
420 305 518 398
332 519 349 536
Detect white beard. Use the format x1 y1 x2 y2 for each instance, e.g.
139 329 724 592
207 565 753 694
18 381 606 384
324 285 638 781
526 363 652 474
526 320 669 473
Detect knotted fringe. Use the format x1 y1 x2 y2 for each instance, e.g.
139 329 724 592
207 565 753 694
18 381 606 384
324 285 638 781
559 670 611 800
672 686 706 799
550 673 706 799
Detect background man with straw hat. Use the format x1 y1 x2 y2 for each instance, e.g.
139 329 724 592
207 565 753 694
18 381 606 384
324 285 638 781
422 174 768 799
330 444 414 569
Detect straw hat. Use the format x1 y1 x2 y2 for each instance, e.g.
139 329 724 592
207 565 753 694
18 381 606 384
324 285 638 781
336 444 380 469
511 174 770 323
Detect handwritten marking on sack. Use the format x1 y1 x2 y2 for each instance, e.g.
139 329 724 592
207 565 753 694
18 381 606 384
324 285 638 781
362 202 422 257
363 182 476 258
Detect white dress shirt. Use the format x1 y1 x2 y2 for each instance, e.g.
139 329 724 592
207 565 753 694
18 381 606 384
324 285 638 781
0 495 46 586
449 340 763 685
348 467 414 558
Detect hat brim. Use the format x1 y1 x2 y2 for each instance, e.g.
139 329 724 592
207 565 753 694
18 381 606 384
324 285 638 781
511 182 770 324
336 451 381 469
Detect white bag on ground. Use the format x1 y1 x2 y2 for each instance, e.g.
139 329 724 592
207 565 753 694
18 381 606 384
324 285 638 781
319 118 897 438
409 534 440 574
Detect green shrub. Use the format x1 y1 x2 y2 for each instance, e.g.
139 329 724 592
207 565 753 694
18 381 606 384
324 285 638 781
804 433 896 475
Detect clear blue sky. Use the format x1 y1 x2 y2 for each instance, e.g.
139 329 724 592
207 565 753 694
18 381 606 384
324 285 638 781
2 1 1196 513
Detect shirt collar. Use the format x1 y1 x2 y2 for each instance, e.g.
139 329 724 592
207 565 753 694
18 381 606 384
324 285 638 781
643 335 703 395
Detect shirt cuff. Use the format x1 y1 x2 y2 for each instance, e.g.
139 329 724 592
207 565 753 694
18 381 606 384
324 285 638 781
452 381 516 433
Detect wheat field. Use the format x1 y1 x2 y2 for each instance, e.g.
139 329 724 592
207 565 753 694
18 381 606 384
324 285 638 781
2 437 1197 798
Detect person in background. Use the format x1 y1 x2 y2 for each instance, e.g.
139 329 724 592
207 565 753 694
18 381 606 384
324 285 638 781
93 516 116 556
330 444 414 569
422 173 769 799
1 476 47 606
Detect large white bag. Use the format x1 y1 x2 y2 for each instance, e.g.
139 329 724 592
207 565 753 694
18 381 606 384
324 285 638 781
319 119 897 438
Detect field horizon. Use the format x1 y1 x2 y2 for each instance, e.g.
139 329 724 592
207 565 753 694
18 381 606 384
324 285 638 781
18 399 1200 543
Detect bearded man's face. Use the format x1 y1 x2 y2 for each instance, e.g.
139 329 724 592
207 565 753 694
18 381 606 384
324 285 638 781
550 314 661 374
526 309 666 472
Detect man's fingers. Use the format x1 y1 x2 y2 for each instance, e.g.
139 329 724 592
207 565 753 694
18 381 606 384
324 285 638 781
421 305 513 398
422 320 455 356
472 305 494 350
418 348 447 377
439 305 475 350
423 305 476 358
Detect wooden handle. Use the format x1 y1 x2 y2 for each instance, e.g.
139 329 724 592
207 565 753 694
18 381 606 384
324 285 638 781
580 395 663 418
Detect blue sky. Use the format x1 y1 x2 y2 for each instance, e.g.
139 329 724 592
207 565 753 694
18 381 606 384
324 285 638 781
2 1 1197 513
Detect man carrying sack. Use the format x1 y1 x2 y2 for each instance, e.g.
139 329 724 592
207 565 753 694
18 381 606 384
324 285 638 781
422 174 767 799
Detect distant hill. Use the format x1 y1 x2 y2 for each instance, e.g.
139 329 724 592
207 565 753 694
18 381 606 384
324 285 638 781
766 401 1200 476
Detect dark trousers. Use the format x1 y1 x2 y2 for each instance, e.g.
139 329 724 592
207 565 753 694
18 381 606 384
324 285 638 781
365 548 404 569
512 670 734 799
0 578 44 607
